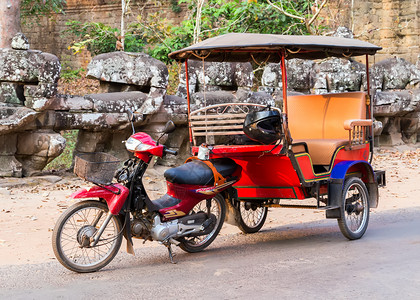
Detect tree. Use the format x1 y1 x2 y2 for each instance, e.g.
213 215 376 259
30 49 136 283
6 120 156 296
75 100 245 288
20 0 66 23
64 0 331 64
0 0 21 48
267 0 328 35
0 0 66 48
137 0 321 63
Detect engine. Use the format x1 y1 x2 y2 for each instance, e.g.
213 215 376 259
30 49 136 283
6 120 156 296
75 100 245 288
131 218 152 239
150 212 212 242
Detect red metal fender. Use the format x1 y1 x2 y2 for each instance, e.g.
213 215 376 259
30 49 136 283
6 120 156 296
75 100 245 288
71 184 129 215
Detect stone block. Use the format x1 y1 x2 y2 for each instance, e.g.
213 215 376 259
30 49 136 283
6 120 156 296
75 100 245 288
75 130 110 153
24 82 57 98
261 59 318 93
0 133 17 155
24 96 55 111
0 82 23 105
372 57 420 90
374 90 420 117
15 131 66 176
98 81 141 93
11 33 30 50
163 95 188 119
88 92 147 113
191 91 236 110
400 117 418 143
16 131 66 157
159 125 190 167
0 105 37 134
0 155 22 177
0 49 60 84
176 61 253 99
314 57 366 93
15 155 49 177
373 120 383 136
87 52 168 89
54 112 128 131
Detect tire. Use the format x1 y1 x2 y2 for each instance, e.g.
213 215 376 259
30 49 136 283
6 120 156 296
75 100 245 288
237 201 268 234
179 194 226 253
52 200 123 273
337 177 370 240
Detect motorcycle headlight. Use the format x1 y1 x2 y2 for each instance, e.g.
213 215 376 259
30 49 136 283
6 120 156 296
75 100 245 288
125 137 153 152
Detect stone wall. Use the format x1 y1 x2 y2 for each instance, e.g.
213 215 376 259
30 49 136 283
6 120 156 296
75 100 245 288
325 0 420 64
21 0 420 68
22 0 185 68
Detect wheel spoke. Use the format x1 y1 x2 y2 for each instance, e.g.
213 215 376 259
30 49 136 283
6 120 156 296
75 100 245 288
338 178 369 240
183 197 221 247
53 202 122 271
238 202 267 233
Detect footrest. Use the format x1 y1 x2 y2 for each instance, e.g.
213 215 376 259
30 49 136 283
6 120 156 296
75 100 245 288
374 170 386 187
318 206 340 210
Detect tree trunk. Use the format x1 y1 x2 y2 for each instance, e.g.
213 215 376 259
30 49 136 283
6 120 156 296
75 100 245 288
0 0 21 48
121 0 125 51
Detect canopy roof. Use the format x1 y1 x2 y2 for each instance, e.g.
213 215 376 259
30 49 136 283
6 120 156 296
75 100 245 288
169 33 382 62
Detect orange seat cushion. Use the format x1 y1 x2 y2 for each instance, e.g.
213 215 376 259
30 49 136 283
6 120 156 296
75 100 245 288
288 92 367 165
294 139 349 165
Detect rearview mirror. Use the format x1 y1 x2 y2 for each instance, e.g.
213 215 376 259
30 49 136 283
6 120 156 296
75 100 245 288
163 120 176 134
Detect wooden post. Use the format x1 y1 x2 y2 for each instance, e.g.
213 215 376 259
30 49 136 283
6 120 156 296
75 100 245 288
185 59 193 144
281 49 288 115
280 49 292 145
366 54 374 161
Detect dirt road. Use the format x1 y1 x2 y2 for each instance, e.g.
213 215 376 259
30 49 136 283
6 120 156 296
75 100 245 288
0 148 419 298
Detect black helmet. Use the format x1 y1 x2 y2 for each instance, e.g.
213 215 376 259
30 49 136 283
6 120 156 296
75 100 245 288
243 109 282 144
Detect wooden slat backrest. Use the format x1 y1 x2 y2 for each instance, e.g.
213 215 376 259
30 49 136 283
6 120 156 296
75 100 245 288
190 103 275 146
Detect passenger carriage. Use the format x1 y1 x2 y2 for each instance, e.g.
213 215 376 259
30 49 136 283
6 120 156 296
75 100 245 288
169 33 386 239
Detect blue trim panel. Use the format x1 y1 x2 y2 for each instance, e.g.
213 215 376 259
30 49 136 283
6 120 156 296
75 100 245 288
330 160 374 180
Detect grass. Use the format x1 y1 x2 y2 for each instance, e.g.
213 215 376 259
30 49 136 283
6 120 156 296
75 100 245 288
60 67 85 82
45 130 78 171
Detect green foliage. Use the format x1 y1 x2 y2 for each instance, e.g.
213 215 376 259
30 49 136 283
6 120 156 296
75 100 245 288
21 0 66 24
183 0 306 35
64 21 118 55
170 0 182 13
135 0 313 63
64 20 146 55
63 0 326 64
46 130 78 171
61 67 85 82
167 62 181 95
132 12 190 64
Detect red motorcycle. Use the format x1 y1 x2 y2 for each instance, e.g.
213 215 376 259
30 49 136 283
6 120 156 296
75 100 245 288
52 119 241 273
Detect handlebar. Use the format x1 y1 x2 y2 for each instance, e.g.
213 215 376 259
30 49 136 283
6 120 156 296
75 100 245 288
164 148 178 156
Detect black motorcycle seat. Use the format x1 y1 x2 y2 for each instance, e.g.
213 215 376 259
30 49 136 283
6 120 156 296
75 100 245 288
164 158 238 186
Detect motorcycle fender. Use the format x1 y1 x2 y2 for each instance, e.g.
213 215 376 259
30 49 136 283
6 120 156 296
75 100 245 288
71 184 129 215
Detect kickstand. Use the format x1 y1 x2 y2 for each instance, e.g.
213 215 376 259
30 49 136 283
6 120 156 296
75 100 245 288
165 243 177 264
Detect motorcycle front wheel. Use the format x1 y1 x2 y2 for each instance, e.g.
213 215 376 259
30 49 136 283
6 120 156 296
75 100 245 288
179 194 226 253
52 200 123 273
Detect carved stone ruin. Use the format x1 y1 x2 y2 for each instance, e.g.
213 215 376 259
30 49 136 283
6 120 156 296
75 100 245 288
1 30 420 177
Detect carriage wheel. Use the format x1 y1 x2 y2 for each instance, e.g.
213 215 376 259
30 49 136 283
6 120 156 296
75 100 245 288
237 201 268 234
337 177 370 240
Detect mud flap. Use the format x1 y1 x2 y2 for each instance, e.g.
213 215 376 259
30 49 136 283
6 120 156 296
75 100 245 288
326 179 343 219
223 188 241 226
123 213 135 255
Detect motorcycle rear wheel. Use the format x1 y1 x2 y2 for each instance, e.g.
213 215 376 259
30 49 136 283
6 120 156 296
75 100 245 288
237 202 268 234
179 194 226 253
52 200 122 273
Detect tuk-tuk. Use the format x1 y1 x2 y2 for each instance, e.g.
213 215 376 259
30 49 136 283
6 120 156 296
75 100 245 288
169 33 386 240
